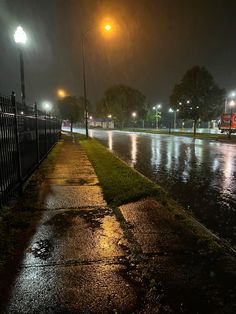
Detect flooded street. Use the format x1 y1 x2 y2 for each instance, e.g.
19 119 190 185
87 129 236 246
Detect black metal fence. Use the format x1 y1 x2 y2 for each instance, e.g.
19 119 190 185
0 93 61 206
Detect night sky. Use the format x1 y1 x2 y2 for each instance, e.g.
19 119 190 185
0 0 236 111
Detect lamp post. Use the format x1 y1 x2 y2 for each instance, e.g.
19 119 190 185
152 104 161 129
229 100 235 139
42 101 53 112
14 26 27 108
225 91 236 113
57 89 66 98
169 108 179 129
81 23 112 137
131 112 137 127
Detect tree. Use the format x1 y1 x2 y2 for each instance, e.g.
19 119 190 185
97 84 146 128
170 66 225 135
57 96 84 132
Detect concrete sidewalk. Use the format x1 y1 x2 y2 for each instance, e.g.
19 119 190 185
3 133 236 313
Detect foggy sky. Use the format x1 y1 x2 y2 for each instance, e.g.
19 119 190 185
0 0 236 111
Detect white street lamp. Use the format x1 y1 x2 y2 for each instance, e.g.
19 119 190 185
14 26 27 44
225 91 236 113
14 26 27 107
43 101 52 112
229 100 235 139
169 108 179 129
153 104 162 129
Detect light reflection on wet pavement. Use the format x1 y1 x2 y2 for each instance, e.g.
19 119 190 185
88 129 236 245
5 133 236 313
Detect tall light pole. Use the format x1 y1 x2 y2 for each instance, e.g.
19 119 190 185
225 91 236 113
81 22 112 137
14 26 27 108
229 100 235 139
169 108 179 130
152 104 161 129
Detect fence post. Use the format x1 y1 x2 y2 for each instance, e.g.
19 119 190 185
35 102 40 164
12 91 23 195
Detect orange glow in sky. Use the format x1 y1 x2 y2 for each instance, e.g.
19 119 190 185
57 89 66 98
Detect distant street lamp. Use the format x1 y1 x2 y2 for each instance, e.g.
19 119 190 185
57 89 66 98
229 100 235 139
169 108 179 129
225 91 236 113
81 22 112 137
14 25 27 107
152 104 161 129
131 112 137 127
43 101 53 112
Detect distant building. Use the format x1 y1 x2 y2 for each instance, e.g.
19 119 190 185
89 117 114 129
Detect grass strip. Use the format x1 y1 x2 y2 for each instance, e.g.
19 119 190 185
77 133 235 254
78 135 162 207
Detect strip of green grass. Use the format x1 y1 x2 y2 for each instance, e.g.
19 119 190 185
78 134 235 253
78 136 162 206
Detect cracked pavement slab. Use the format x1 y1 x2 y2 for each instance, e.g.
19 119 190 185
8 264 139 314
120 198 197 254
22 207 127 266
38 185 106 209
7 206 137 313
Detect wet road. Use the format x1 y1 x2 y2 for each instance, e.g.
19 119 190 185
82 128 236 246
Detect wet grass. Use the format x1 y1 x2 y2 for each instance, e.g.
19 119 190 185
77 133 235 255
78 135 162 206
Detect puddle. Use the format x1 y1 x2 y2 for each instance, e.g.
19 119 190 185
66 178 88 185
30 239 53 260
44 208 113 235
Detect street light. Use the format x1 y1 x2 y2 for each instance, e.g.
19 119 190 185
42 101 52 112
169 108 179 129
104 24 112 31
152 104 161 129
82 22 112 137
131 112 137 127
225 91 236 113
14 25 27 107
57 89 66 98
229 100 235 139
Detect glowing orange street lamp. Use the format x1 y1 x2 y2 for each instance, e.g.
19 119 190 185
104 24 112 31
82 21 113 137
57 89 66 98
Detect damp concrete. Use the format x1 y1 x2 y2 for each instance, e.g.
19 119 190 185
3 132 236 314
4 133 138 313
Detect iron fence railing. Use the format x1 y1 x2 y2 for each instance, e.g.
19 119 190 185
0 92 61 206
